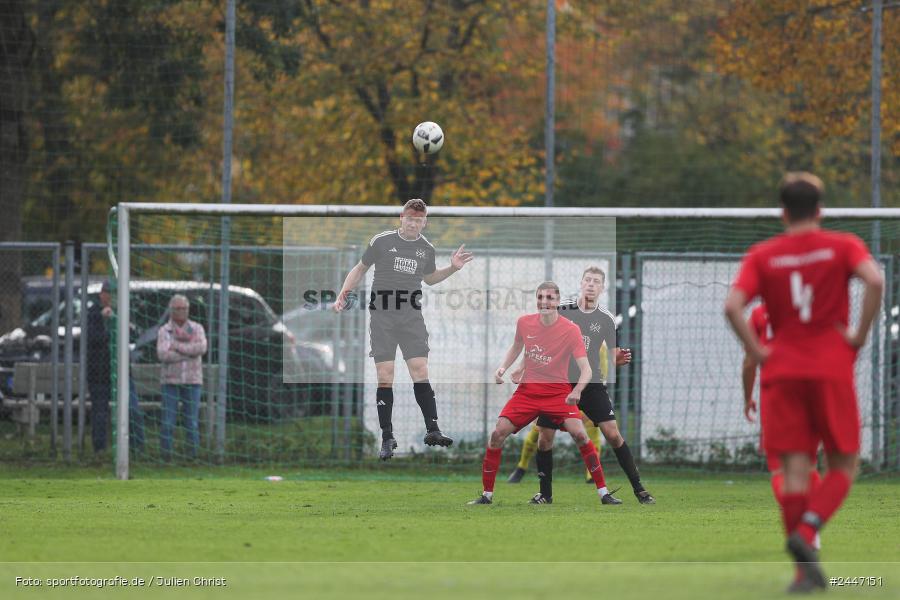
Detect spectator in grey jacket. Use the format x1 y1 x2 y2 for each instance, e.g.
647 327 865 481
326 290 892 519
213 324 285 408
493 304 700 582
157 294 207 460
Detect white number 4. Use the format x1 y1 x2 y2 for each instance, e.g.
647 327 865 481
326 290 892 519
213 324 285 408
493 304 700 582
790 271 813 322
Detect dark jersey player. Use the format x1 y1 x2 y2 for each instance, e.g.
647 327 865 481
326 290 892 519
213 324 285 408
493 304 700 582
725 172 883 593
467 281 617 506
334 199 474 460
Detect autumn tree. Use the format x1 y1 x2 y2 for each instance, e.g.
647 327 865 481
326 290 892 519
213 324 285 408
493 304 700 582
553 1 790 207
235 0 546 206
713 0 900 205
24 0 208 242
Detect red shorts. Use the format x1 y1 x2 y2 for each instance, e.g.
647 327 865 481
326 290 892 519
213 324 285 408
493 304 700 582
498 383 581 431
760 378 860 456
760 393 819 472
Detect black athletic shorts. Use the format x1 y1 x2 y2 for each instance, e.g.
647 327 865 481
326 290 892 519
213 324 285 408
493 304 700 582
536 382 615 429
368 310 430 363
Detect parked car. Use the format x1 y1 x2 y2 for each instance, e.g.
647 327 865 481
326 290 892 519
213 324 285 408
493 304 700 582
280 292 363 378
0 280 335 420
19 275 108 325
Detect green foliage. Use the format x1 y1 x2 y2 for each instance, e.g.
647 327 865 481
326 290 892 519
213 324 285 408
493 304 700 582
77 0 206 146
645 427 696 465
226 417 375 463
558 129 779 207
644 427 767 470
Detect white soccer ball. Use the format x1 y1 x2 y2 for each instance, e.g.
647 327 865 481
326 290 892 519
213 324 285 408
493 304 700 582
412 121 444 154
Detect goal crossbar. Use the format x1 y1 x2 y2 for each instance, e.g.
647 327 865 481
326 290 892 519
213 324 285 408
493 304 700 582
115 203 900 219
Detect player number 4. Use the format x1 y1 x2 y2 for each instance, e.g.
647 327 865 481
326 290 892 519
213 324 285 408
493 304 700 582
790 271 813 323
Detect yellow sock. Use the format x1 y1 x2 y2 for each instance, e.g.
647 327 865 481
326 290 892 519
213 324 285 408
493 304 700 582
517 423 539 470
584 423 602 479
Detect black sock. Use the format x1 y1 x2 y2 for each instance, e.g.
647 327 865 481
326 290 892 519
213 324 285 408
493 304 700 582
413 380 439 431
536 449 553 499
376 387 394 439
613 441 644 493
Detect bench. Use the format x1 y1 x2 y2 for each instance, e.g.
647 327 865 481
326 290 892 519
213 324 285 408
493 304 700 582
4 363 79 438
2 362 219 440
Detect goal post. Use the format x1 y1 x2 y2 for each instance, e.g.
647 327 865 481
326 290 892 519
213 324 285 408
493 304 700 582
110 203 900 480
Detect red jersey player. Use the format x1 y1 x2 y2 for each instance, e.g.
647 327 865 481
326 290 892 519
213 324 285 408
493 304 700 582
467 281 616 505
725 172 884 593
742 304 822 555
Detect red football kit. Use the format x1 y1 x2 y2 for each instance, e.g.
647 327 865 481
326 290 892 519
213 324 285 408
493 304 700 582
734 229 871 455
478 313 609 498
498 313 586 430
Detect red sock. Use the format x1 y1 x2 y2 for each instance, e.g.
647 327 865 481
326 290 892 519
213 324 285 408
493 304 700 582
579 441 606 489
780 493 807 537
795 470 852 546
482 447 502 493
770 472 785 505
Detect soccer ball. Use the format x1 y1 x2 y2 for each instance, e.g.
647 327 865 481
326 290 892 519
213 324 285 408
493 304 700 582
412 121 444 154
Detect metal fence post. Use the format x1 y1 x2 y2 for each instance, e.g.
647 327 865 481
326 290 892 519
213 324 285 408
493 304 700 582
870 255 886 469
618 254 632 443
482 252 492 447
63 242 75 461
206 252 216 449
50 245 60 457
342 249 356 461
78 244 90 455
331 249 341 459
633 253 644 460
884 256 897 470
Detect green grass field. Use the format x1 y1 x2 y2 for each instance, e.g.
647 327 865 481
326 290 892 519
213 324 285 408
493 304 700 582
1 468 898 599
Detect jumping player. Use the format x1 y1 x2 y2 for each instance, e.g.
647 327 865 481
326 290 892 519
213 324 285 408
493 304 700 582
334 199 474 459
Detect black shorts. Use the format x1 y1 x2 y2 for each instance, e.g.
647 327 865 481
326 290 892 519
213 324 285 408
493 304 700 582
369 311 430 363
536 382 615 429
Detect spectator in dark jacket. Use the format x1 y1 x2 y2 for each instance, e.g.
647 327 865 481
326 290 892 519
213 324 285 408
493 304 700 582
86 281 144 453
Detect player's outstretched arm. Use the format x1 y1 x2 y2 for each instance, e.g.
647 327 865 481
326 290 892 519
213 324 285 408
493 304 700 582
495 338 524 384
423 244 474 286
333 261 370 312
724 288 768 364
842 258 884 348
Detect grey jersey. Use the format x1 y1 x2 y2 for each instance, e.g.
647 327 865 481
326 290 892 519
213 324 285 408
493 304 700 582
361 230 437 312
